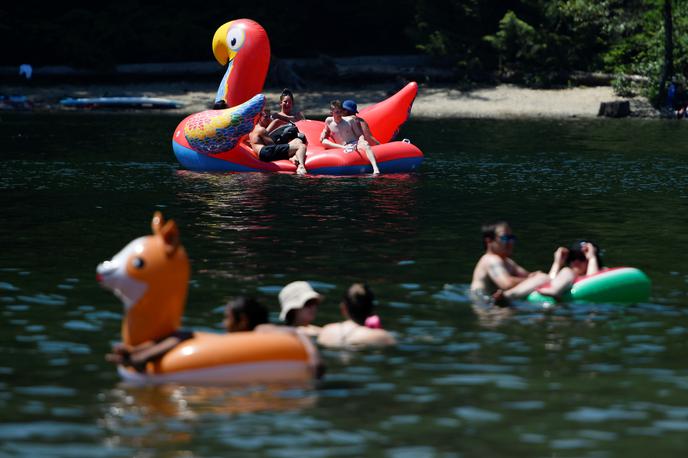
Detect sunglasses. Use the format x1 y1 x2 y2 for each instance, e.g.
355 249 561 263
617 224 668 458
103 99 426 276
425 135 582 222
498 234 517 243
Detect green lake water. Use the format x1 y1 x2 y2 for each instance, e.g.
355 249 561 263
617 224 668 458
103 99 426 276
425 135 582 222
1 113 688 457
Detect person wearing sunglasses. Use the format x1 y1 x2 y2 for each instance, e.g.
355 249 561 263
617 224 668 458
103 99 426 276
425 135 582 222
470 221 549 305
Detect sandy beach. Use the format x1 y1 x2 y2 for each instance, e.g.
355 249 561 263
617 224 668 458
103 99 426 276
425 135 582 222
1 80 658 119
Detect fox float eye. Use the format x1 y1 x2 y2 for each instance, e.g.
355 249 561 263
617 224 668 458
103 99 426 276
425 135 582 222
132 257 145 269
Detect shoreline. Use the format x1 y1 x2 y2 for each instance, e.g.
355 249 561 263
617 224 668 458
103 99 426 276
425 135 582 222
0 81 660 119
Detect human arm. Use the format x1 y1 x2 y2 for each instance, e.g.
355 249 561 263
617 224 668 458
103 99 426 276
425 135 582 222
582 243 600 275
485 256 529 290
105 335 183 372
548 247 569 279
537 267 576 298
500 271 550 300
266 118 285 133
358 118 380 145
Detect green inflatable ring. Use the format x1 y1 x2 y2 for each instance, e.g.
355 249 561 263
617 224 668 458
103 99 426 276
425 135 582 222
526 267 651 304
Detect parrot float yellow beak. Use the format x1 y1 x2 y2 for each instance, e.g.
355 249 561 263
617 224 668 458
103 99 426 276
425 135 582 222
213 21 241 65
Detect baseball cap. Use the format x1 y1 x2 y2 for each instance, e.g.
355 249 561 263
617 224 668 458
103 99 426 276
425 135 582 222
278 281 322 321
342 99 358 114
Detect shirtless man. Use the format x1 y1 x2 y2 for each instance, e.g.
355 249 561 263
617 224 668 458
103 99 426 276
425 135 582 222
249 109 307 174
320 100 381 174
470 221 549 305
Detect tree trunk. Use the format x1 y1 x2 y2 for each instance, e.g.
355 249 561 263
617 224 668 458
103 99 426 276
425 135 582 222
659 0 674 105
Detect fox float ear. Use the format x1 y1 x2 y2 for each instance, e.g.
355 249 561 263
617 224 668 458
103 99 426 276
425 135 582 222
151 211 181 256
161 219 181 256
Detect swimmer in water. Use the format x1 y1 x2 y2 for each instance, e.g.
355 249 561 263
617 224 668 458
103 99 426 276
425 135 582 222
317 283 396 348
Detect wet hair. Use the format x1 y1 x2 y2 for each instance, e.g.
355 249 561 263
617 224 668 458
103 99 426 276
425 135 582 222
566 240 604 267
330 100 342 110
481 221 509 249
342 283 375 326
225 297 268 331
280 88 294 102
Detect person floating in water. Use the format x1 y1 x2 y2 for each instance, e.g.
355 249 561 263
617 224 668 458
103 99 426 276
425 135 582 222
536 241 603 299
470 221 548 306
223 297 269 332
317 283 396 348
276 281 323 337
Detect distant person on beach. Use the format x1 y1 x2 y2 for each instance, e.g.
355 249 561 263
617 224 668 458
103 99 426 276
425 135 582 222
666 78 688 118
249 109 307 174
320 100 381 174
536 241 603 299
470 221 548 305
267 88 307 144
318 283 396 348
19 64 32 80
223 297 269 332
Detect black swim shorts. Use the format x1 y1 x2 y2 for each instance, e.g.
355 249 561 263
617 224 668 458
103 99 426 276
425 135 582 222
259 144 291 162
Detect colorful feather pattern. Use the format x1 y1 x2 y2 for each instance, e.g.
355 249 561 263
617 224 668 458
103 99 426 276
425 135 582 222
184 94 264 155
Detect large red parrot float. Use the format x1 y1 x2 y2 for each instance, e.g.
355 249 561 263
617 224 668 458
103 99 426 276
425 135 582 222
172 19 424 175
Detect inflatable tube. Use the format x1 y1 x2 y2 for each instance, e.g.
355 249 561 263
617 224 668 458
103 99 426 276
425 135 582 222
97 212 320 385
173 83 423 175
526 267 651 304
171 18 424 175
118 331 316 385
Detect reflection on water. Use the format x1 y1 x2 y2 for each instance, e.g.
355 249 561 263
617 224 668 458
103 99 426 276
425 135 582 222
2 114 688 456
104 384 318 420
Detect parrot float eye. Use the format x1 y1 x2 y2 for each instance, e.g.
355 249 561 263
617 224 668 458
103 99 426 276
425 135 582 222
227 27 245 52
132 257 145 269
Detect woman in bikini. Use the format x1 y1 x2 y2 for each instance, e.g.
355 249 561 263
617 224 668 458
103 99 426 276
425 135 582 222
317 283 396 349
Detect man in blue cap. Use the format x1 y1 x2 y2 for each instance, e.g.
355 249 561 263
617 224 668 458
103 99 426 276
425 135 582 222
321 99 381 174
341 99 381 174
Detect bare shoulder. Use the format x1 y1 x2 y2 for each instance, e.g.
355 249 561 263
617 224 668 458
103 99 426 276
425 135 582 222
254 323 295 335
316 322 342 347
476 253 502 268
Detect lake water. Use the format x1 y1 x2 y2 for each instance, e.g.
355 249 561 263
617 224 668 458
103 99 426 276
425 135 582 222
1 113 688 457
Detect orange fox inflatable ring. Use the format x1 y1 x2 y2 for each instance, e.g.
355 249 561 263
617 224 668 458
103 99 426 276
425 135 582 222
96 212 318 385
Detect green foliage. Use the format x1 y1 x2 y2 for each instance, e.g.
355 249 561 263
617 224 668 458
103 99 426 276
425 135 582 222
483 11 538 73
2 0 686 102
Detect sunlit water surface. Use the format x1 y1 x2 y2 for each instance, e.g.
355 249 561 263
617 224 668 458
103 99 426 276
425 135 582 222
1 113 688 457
